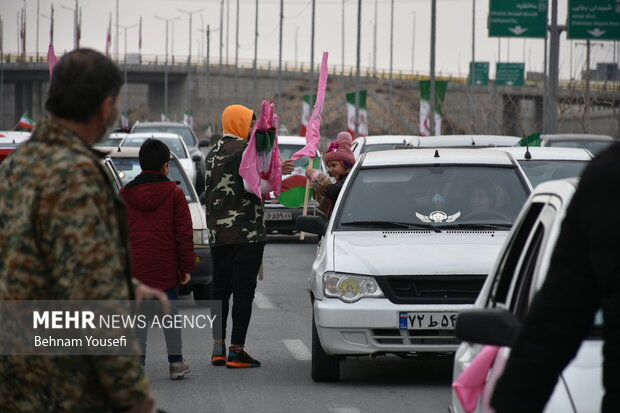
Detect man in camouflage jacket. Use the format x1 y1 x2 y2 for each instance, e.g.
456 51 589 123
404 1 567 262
205 104 292 368
0 49 155 413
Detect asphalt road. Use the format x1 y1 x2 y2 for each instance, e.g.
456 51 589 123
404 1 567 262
145 235 453 413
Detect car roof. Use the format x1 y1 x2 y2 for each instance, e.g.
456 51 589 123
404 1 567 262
361 148 514 167
530 177 579 197
491 146 593 160
356 135 415 145
107 146 180 161
124 132 185 140
542 133 614 142
133 122 191 128
0 131 31 144
410 135 520 147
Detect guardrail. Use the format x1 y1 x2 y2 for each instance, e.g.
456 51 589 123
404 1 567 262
1 52 619 92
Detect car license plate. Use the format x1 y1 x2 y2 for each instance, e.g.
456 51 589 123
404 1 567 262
265 210 292 221
399 312 458 330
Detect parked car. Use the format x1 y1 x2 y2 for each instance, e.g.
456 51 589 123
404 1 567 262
109 147 212 301
131 122 208 194
410 135 520 148
452 178 603 413
296 148 531 381
493 146 593 188
537 134 614 156
94 131 128 151
264 135 326 235
351 135 414 159
0 132 31 163
120 133 198 190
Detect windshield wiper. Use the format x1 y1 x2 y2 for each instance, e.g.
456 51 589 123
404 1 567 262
439 223 512 230
340 220 441 233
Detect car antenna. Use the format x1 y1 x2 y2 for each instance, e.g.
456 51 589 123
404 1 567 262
434 149 440 158
117 144 121 152
471 136 476 146
524 141 532 160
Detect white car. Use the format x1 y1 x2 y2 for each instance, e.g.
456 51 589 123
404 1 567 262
120 132 198 186
296 148 530 381
493 146 593 188
538 133 614 156
410 135 520 148
351 135 414 159
452 178 603 413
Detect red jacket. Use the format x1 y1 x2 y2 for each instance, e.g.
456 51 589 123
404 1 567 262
120 171 195 290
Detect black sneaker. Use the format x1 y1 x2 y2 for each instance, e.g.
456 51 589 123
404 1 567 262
211 344 227 366
226 348 261 368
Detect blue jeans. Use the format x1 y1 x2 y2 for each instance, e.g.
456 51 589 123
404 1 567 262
136 286 183 363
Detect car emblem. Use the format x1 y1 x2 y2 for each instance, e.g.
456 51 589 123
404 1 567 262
415 211 461 223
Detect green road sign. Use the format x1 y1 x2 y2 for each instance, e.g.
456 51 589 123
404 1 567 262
496 63 525 86
568 0 620 40
468 62 490 86
489 0 548 38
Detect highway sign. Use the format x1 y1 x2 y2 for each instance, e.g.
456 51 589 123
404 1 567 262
496 63 525 86
488 0 548 38
468 62 490 86
567 0 620 40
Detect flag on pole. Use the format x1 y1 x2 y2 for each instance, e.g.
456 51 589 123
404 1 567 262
277 157 321 208
419 80 448 136
120 112 129 130
183 111 193 128
518 132 541 147
138 17 142 52
0 17 4 60
20 9 26 57
105 14 112 57
47 4 57 78
346 90 368 138
299 94 315 137
292 51 329 161
76 8 82 48
17 113 36 131
161 111 170 122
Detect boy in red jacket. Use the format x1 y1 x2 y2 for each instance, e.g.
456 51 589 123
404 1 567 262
120 138 195 380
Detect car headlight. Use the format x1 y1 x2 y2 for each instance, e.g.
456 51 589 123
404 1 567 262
323 272 384 303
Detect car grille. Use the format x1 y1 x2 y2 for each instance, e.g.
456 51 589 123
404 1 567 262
372 329 460 346
376 275 486 305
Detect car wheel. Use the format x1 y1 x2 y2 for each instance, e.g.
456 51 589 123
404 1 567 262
192 283 211 305
311 314 340 382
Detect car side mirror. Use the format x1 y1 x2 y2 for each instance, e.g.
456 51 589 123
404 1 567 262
198 139 211 148
296 215 327 236
192 155 202 162
455 309 520 347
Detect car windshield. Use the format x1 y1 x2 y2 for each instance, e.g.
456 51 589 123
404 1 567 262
122 137 188 159
548 139 612 156
335 165 528 230
133 126 197 147
518 160 588 187
362 143 402 154
111 157 196 202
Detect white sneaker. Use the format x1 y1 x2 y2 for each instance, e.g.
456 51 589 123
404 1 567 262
169 360 191 380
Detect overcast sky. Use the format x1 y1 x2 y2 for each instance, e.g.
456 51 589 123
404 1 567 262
2 0 619 80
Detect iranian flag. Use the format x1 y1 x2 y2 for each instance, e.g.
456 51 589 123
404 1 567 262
419 80 448 136
277 157 322 208
299 94 315 137
17 113 35 131
346 90 368 138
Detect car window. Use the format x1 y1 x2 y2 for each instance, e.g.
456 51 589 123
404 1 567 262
278 144 305 160
548 140 612 156
133 126 197 147
111 157 196 202
517 160 588 187
510 223 545 319
489 202 545 307
103 158 122 191
335 165 529 230
122 137 188 159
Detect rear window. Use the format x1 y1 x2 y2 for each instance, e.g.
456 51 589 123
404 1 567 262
335 165 528 230
518 160 588 187
122 137 188 159
548 140 612 156
361 143 402 154
133 125 197 147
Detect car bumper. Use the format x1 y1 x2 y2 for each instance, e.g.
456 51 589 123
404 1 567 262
265 204 322 234
313 298 472 355
189 245 212 286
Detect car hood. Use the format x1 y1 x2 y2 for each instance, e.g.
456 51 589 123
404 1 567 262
332 231 507 276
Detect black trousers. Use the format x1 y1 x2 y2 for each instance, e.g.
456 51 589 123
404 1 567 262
210 242 265 346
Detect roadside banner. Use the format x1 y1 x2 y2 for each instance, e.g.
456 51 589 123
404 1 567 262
419 80 448 136
346 90 368 138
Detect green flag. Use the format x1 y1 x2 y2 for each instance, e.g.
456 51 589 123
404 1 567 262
519 132 541 147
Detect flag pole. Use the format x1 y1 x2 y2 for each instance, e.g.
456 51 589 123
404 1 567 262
299 163 312 241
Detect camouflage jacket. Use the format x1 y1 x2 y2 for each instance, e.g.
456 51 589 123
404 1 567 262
204 135 266 246
0 118 149 412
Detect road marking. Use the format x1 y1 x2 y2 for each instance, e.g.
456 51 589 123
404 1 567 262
254 292 277 309
328 407 362 413
282 339 311 361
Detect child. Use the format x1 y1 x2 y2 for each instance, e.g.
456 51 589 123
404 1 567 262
305 131 356 217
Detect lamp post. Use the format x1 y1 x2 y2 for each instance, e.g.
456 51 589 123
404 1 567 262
156 16 180 119
411 10 416 74
60 0 79 49
295 26 299 67
177 7 204 65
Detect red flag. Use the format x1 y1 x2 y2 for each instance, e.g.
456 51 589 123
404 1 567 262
76 8 81 48
105 14 111 57
48 5 56 78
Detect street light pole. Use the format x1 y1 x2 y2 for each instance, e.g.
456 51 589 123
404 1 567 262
156 16 180 119
178 8 204 65
295 26 299 66
278 0 284 112
373 0 378 74
309 0 316 111
355 0 362 138
235 0 240 101
429 0 437 136
253 0 258 104
412 11 416 74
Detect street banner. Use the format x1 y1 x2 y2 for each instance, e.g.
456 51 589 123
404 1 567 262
17 113 35 131
419 80 448 136
346 90 368 138
293 52 329 161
